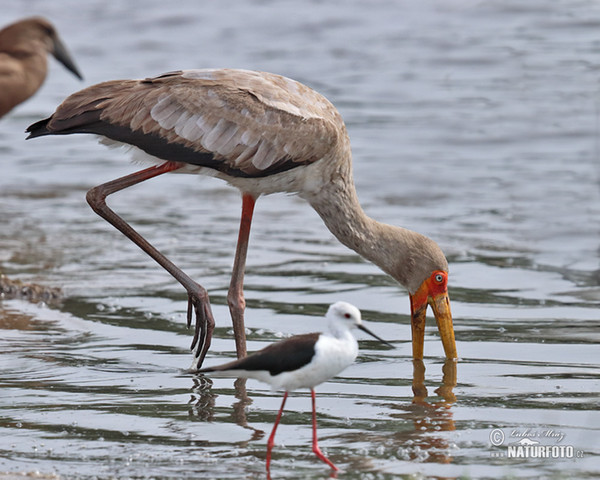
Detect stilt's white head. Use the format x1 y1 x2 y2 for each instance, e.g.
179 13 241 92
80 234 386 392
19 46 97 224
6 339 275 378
326 301 393 347
326 301 362 327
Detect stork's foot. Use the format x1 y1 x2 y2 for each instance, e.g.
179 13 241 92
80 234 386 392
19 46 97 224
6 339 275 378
187 286 215 369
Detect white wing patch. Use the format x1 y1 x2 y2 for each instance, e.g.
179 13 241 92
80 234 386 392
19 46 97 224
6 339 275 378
240 128 259 147
175 113 202 141
202 118 232 151
252 140 279 170
150 94 181 129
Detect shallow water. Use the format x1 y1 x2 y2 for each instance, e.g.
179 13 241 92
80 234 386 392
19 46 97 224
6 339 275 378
1 1 599 479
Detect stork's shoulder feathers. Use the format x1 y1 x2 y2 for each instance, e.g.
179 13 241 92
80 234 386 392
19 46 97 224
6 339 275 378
27 69 347 178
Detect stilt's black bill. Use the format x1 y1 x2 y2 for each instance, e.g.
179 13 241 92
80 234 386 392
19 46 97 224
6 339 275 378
358 324 394 347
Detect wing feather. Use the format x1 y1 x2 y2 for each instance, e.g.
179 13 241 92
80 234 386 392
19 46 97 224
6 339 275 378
199 333 321 376
27 69 344 178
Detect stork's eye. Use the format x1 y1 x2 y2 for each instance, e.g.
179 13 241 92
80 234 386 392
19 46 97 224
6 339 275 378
434 273 444 283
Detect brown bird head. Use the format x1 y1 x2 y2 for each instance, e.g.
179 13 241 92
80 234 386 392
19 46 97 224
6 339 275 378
386 230 457 361
0 16 82 80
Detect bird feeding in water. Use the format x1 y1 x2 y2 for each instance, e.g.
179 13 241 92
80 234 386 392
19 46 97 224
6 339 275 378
26 68 457 367
0 16 82 118
198 301 393 472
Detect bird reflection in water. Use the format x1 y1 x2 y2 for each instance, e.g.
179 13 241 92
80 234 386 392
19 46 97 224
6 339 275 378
188 375 216 422
408 359 457 463
189 376 264 443
187 359 457 472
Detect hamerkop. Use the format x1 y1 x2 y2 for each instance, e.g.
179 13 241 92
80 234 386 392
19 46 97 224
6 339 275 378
0 16 81 118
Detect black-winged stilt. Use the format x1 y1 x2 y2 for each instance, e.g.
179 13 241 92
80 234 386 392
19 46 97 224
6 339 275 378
198 301 393 472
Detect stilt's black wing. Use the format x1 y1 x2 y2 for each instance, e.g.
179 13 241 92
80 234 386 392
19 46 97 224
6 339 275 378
198 333 320 376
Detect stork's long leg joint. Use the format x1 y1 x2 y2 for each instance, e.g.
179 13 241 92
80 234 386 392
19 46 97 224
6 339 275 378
85 161 215 367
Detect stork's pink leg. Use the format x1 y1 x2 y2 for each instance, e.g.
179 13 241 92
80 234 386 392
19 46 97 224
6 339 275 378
266 391 288 472
311 389 339 471
227 193 256 359
86 161 215 366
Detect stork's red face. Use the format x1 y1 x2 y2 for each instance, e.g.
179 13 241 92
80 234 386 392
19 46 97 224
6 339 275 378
409 270 457 359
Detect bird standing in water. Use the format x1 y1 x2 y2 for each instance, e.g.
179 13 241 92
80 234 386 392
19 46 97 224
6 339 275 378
0 16 82 118
198 301 392 473
26 68 457 366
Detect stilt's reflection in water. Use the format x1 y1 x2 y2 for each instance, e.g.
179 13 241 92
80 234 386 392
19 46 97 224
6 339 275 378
189 375 264 442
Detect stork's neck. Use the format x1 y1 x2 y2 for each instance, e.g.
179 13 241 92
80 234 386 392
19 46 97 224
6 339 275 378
310 180 375 257
310 174 453 295
307 173 420 292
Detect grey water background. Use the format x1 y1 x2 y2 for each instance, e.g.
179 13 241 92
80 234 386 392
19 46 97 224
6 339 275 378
1 0 599 478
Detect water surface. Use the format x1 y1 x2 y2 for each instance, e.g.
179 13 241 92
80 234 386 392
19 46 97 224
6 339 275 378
1 1 599 479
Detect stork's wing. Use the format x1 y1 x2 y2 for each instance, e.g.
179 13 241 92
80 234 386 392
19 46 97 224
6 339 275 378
26 69 342 178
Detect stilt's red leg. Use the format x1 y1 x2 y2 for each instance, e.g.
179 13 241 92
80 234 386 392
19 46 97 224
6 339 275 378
86 161 215 366
227 193 256 359
266 391 288 473
311 389 339 471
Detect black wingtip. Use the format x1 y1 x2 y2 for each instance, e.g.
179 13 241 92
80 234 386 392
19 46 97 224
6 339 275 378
25 117 52 139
